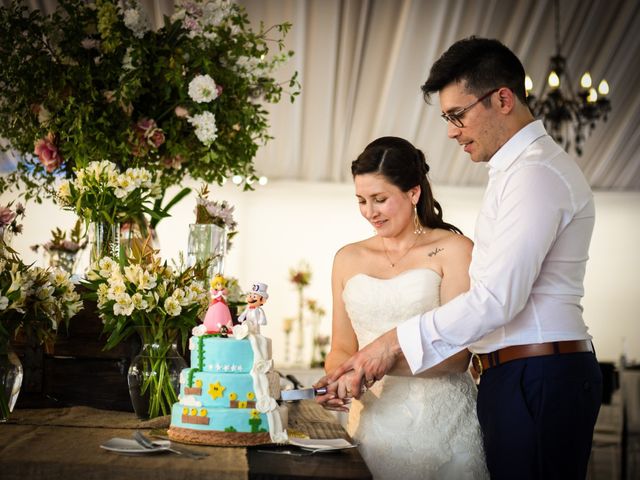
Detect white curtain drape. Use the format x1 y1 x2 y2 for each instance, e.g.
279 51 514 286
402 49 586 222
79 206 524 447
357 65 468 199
2 0 639 189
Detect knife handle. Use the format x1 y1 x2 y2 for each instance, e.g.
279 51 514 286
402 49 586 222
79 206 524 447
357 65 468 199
314 387 328 395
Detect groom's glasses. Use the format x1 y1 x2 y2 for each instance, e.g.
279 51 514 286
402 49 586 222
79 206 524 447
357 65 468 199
440 88 499 128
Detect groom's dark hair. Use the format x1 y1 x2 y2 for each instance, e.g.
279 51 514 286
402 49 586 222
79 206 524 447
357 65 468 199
421 36 528 105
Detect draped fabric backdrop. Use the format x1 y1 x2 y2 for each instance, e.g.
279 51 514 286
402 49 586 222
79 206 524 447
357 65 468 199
1 0 639 189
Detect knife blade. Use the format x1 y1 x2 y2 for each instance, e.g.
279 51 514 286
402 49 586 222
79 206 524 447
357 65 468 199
281 387 328 401
281 384 369 401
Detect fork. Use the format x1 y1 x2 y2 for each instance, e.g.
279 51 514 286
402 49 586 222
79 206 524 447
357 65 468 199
133 431 208 459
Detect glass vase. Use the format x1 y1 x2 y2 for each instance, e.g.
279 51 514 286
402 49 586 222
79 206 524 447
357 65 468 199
0 343 23 423
186 223 227 282
120 220 158 256
127 328 186 419
89 221 120 265
44 249 80 275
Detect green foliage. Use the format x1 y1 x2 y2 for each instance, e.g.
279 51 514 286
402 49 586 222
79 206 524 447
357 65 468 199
0 0 300 201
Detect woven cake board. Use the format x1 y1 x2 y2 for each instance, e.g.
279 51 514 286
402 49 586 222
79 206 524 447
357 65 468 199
167 426 272 447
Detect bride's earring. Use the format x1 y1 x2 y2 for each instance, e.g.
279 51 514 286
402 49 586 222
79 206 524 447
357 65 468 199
413 205 424 235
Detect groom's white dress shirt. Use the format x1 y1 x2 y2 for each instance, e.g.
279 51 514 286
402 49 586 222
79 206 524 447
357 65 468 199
397 120 595 374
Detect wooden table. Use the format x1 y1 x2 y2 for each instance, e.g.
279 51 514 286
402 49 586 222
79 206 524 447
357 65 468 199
0 402 371 480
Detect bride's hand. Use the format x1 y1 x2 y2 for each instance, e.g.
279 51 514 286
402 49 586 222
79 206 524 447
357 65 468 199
315 371 360 412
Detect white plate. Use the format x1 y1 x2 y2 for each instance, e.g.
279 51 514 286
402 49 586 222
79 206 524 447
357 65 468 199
100 437 171 455
288 438 358 451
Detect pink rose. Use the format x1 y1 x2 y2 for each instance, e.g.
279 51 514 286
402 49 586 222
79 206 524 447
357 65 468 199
148 129 165 148
0 206 16 227
34 132 63 173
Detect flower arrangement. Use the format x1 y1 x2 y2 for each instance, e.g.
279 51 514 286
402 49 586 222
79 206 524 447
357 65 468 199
193 183 238 246
31 219 87 274
1 239 84 418
32 219 87 255
83 243 209 417
55 160 161 224
0 0 299 202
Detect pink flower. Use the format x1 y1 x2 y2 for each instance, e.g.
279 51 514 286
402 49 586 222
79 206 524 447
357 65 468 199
0 206 16 227
148 129 165 148
34 132 63 173
174 106 189 118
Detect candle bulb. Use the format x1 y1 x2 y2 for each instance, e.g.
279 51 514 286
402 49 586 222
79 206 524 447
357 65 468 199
548 71 560 89
587 88 598 103
524 75 533 96
580 72 592 90
598 79 610 97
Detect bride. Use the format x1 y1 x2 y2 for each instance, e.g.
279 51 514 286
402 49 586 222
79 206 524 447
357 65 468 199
318 136 488 479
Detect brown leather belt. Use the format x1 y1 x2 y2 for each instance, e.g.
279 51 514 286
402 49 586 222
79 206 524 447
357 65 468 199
471 340 594 377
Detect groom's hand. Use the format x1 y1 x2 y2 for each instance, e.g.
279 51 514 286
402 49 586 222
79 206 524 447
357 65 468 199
314 328 402 399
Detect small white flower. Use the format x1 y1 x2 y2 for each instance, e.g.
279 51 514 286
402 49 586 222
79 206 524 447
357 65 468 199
188 74 219 103
253 359 273 374
113 292 134 316
131 292 148 310
256 397 277 413
188 111 218 145
164 296 182 316
272 431 289 444
233 323 249 339
191 324 207 337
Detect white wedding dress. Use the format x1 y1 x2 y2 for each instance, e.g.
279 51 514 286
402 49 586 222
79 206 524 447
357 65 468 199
343 268 488 480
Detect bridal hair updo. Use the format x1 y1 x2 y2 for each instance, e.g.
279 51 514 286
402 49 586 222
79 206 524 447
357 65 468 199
351 136 462 234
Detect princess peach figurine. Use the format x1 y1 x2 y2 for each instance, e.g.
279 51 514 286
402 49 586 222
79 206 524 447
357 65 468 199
203 274 233 334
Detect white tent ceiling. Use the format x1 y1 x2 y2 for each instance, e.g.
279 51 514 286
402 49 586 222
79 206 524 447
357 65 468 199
2 0 639 190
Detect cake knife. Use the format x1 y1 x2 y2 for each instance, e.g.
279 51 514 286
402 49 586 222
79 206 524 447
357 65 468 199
281 385 366 401
281 387 328 401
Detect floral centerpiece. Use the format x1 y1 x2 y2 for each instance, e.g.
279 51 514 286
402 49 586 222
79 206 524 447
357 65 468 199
188 184 238 282
83 243 209 418
1 228 84 420
0 0 299 203
55 160 162 262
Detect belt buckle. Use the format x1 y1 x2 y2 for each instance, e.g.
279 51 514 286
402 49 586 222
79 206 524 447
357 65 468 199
471 353 483 377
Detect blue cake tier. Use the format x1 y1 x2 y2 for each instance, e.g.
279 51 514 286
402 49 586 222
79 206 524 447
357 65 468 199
180 370 257 408
170 403 269 433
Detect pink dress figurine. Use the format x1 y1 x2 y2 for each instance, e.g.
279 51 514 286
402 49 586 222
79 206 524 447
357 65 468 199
203 274 233 334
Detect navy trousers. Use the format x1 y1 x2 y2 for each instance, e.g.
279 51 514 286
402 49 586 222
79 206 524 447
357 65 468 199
476 352 602 479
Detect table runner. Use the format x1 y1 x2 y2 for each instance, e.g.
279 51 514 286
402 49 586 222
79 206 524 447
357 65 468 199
0 406 247 480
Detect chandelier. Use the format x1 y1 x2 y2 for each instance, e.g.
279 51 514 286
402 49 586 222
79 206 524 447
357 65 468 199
525 0 611 156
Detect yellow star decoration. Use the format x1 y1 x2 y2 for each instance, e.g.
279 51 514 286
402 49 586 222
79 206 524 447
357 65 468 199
208 381 226 400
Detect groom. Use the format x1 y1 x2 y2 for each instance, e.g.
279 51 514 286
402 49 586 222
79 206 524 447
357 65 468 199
316 37 602 479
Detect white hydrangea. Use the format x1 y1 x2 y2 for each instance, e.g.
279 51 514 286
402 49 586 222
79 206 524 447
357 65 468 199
123 6 151 39
188 111 218 145
188 74 219 103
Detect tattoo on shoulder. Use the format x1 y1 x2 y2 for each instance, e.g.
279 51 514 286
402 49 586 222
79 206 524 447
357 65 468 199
427 247 444 257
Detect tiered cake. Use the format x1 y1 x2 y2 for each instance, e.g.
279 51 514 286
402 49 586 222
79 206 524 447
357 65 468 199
167 323 287 446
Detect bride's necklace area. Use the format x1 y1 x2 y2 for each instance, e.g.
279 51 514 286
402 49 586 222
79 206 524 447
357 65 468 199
381 233 422 268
